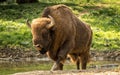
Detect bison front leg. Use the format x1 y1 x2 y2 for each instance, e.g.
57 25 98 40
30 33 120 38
51 49 68 71
51 40 74 71
51 57 64 71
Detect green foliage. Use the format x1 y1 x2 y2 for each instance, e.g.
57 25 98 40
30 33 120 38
0 0 120 51
0 3 45 48
0 20 32 48
81 3 120 51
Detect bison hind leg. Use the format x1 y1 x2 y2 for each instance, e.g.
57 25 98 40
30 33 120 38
80 53 90 69
68 54 80 70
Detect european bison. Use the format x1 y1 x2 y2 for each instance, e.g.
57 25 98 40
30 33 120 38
26 4 92 71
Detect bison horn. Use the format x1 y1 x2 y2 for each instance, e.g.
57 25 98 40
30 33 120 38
47 15 55 29
26 19 31 28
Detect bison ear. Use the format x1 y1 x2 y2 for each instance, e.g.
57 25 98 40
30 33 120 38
26 19 31 28
46 15 55 30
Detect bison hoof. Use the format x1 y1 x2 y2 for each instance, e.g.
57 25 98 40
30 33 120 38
51 63 63 71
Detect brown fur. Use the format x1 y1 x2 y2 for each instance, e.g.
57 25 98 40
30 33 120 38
29 4 92 70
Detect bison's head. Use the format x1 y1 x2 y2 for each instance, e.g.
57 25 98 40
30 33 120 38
26 15 55 54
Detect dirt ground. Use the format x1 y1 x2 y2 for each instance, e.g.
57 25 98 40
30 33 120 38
12 69 120 75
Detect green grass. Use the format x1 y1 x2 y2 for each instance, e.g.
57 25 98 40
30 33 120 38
0 1 120 51
0 61 75 75
80 4 120 51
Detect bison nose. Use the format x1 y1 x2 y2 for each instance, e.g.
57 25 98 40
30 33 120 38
33 44 43 51
36 44 40 47
33 44 40 48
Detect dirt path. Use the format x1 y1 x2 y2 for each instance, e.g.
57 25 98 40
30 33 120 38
12 70 120 75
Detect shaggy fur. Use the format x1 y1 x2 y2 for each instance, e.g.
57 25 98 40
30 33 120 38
28 4 92 70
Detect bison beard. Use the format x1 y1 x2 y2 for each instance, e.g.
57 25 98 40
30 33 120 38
27 4 92 71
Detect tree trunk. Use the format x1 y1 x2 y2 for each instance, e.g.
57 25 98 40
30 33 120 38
16 0 38 4
0 0 6 2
